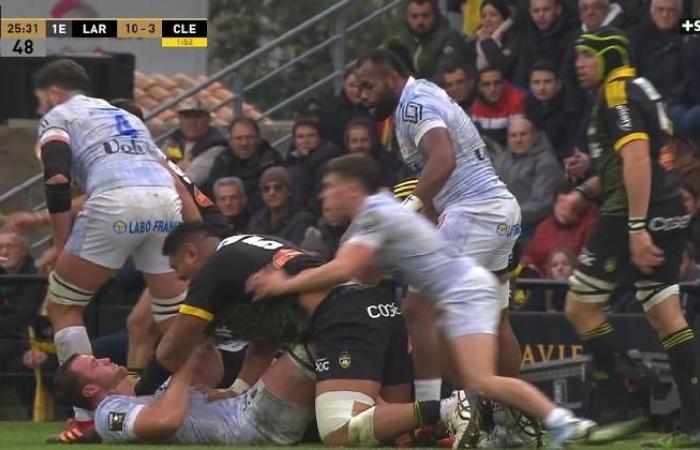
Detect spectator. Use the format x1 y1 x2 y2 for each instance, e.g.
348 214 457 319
160 98 228 186
544 248 578 311
440 61 477 112
468 0 518 78
399 0 472 81
669 34 700 142
301 204 350 262
344 118 400 187
578 0 627 32
524 59 583 161
203 117 282 213
522 184 599 275
493 118 565 230
285 118 342 216
680 242 700 315
630 0 685 101
213 177 250 233
681 182 700 262
247 166 315 245
318 68 372 148
512 0 579 88
471 66 525 146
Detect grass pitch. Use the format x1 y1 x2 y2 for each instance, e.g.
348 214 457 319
0 421 663 449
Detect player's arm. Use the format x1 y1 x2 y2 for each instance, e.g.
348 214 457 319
409 127 456 212
620 140 652 219
39 130 73 249
133 354 198 441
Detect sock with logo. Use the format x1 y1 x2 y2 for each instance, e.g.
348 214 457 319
414 400 441 427
127 368 143 378
662 327 700 432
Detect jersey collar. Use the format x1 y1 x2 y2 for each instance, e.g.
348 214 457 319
604 66 636 84
399 76 417 104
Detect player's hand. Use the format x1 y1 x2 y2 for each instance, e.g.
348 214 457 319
22 348 48 369
564 149 591 181
245 265 290 299
36 245 61 277
629 229 665 274
194 384 238 402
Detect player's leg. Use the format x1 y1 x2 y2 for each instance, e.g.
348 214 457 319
636 226 700 447
401 290 442 401
125 289 160 378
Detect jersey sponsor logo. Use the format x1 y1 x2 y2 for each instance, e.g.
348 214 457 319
113 219 179 234
658 145 676 171
315 358 330 373
102 138 153 155
272 248 305 269
107 411 126 432
496 223 521 238
578 248 596 267
218 234 285 251
614 105 633 131
401 101 423 124
648 214 691 232
338 351 352 369
367 303 402 319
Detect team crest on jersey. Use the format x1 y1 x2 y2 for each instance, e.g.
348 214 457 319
107 412 126 432
113 220 127 234
658 145 675 171
604 257 617 273
339 351 352 369
272 248 304 269
401 101 423 124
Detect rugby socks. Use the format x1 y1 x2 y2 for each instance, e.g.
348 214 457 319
543 407 573 429
127 368 144 378
54 326 93 422
662 327 700 432
134 356 173 395
414 400 441 427
580 322 631 417
415 378 442 401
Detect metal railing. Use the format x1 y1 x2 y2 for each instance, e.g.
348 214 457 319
0 0 406 251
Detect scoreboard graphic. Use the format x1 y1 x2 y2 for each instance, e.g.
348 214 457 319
0 6 207 57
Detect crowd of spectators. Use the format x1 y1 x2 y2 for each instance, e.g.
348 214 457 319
3 0 700 416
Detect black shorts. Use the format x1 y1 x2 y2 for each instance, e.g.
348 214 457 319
310 284 412 386
577 200 689 287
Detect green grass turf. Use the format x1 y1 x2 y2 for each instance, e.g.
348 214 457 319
0 421 665 449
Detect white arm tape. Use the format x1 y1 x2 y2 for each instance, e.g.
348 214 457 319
402 194 424 212
230 378 250 394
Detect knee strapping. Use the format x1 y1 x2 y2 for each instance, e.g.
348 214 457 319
568 270 614 303
151 291 186 322
635 281 679 312
47 271 94 306
315 391 378 446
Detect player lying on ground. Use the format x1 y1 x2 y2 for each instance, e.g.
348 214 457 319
248 154 597 450
53 348 315 445
133 223 471 446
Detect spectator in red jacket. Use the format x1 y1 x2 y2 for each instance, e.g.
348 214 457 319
471 66 525 146
522 184 599 275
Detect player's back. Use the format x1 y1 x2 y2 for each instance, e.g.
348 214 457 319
395 78 510 211
347 193 479 300
38 95 172 197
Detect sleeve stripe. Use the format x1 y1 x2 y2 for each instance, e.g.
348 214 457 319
614 132 649 151
178 304 214 322
39 128 70 146
414 119 447 147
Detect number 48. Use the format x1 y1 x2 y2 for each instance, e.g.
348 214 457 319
12 39 34 55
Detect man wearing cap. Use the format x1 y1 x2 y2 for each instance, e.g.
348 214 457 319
566 27 698 446
161 98 228 186
247 166 315 245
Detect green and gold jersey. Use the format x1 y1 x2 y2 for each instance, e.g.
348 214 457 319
587 67 681 215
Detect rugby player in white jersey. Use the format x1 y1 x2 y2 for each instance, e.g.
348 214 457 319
248 154 597 450
357 49 530 447
32 59 187 441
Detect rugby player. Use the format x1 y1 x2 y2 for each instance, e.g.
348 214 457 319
248 154 596 450
32 59 187 439
565 28 700 447
354 49 532 447
133 223 472 446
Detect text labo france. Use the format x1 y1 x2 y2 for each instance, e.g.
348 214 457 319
103 139 154 155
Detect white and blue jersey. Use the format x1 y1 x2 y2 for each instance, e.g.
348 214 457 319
394 77 511 213
37 94 173 197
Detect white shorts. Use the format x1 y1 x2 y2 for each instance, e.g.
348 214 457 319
65 186 182 274
438 264 502 339
437 195 521 272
